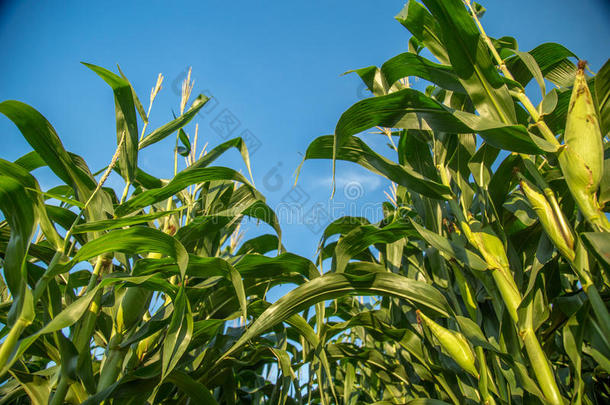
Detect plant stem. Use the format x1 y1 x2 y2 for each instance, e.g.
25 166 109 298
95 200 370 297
119 181 131 204
439 164 564 404
568 241 610 341
0 318 29 372
41 134 128 403
51 258 108 405
521 328 563 405
97 333 127 392
49 375 70 405
463 0 560 148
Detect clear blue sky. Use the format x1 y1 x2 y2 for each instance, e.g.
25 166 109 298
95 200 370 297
1 0 609 261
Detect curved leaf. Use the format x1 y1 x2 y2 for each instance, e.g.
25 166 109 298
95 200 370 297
83 62 139 183
506 43 578 89
72 209 181 233
116 167 255 216
219 271 452 362
165 371 218 405
380 53 465 93
0 101 97 200
421 0 517 124
68 227 188 278
411 221 488 271
0 176 37 324
305 135 452 199
333 89 545 154
395 1 449 64
334 221 417 272
139 94 209 149
595 58 610 136
236 234 284 255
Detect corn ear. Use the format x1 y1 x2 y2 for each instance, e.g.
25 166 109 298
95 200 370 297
558 61 608 230
418 310 479 378
466 218 509 271
451 263 478 319
520 179 575 261
116 251 162 333
473 231 510 271
99 250 163 392
467 219 521 322
116 286 152 334
564 61 603 189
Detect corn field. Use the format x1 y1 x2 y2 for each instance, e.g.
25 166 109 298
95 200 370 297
0 0 609 404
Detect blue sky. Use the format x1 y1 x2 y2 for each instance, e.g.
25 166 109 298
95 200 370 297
1 0 609 262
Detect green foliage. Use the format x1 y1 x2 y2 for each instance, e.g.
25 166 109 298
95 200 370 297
1 1 609 404
0 64 306 404
294 0 610 402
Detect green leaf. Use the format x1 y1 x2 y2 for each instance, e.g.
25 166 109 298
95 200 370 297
228 265 248 322
563 302 588 405
235 253 319 281
503 192 537 228
83 63 139 183
506 43 578 89
177 129 191 157
67 227 188 278
455 316 504 354
8 369 50 405
540 88 559 116
116 167 255 216
346 66 389 97
0 159 62 250
219 271 452 363
395 1 449 64
595 58 610 136
305 135 452 200
165 371 219 405
581 232 610 270
406 400 451 405
398 129 437 180
13 151 45 172
0 274 157 377
188 136 255 183
72 209 181 233
236 234 284 255
161 287 193 381
543 89 574 138
139 94 209 149
411 220 488 271
468 143 499 189
117 65 148 124
334 221 417 272
0 101 98 201
326 343 410 385
421 0 517 124
513 50 546 98
322 216 371 243
0 176 37 324
380 53 465 93
236 200 282 242
347 52 465 95
333 89 545 155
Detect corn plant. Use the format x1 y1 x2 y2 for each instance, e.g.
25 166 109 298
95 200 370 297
1 1 609 404
221 0 610 404
0 64 327 404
